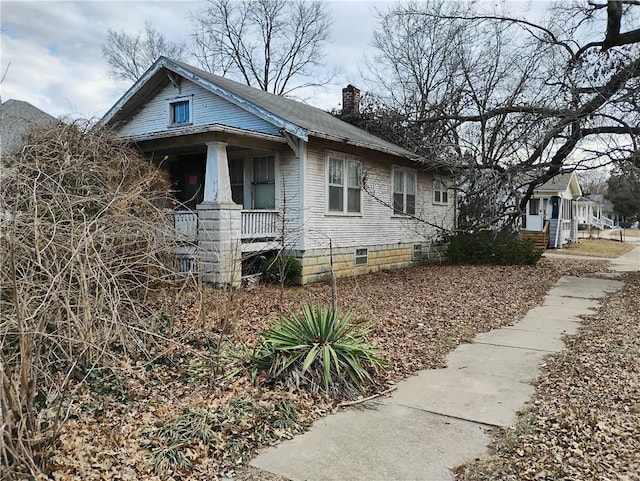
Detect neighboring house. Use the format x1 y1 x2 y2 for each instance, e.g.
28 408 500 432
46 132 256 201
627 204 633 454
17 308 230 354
1 99 56 158
101 57 455 285
522 172 582 248
574 194 615 230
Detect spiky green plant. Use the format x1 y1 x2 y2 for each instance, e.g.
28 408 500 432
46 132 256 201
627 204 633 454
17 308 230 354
253 304 386 397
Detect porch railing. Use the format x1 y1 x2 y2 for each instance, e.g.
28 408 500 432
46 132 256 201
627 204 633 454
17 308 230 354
169 209 280 240
172 210 198 240
589 215 615 229
241 210 279 239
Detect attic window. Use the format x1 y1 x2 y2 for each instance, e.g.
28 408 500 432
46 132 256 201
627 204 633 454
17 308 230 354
169 99 191 125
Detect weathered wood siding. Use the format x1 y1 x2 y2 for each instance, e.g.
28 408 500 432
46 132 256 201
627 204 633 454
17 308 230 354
301 138 455 251
116 78 281 138
276 146 303 250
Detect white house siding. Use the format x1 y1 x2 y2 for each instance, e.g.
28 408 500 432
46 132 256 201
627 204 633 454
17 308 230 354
301 138 455 252
116 79 281 138
274 145 303 251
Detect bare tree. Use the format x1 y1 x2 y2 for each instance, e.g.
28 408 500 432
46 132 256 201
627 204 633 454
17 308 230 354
190 0 333 95
102 22 187 82
359 0 640 229
577 169 610 195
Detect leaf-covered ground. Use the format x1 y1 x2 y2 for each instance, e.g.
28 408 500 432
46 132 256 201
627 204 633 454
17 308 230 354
456 272 640 481
47 258 607 480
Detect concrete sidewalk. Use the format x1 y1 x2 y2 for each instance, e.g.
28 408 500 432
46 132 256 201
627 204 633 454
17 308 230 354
250 251 638 481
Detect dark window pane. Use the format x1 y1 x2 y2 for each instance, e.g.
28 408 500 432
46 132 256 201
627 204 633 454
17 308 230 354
393 193 404 214
329 186 343 211
347 187 360 212
407 194 415 215
231 185 244 205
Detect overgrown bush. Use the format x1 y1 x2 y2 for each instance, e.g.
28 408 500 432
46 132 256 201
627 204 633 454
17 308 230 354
0 120 185 478
446 230 544 265
253 304 386 398
259 254 302 285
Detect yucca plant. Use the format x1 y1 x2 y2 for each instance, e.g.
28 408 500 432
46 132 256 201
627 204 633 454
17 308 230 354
253 304 386 397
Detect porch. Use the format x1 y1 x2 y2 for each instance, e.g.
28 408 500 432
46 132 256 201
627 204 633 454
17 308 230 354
171 208 282 273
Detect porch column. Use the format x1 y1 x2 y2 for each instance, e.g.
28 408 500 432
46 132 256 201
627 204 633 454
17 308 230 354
203 141 233 203
197 141 241 287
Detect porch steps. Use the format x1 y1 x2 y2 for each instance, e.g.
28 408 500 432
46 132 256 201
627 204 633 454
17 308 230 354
520 221 549 250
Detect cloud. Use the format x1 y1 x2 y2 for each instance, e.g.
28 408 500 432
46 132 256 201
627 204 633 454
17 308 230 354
0 0 381 118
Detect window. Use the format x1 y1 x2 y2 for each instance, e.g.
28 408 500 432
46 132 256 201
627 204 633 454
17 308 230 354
433 178 449 204
169 99 191 125
393 168 417 215
252 156 275 209
529 198 540 216
327 154 361 213
412 244 422 260
355 248 368 265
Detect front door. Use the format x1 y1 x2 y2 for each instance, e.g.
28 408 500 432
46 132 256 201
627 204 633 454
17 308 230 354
528 198 543 231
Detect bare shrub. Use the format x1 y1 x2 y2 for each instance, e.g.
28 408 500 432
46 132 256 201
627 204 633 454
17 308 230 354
0 121 185 478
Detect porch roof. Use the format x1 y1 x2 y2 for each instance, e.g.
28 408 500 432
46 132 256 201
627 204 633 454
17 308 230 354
101 57 424 164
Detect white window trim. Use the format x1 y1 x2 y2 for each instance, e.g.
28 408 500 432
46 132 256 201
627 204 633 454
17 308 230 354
433 177 449 205
325 151 363 216
168 96 193 127
392 166 417 216
412 243 422 260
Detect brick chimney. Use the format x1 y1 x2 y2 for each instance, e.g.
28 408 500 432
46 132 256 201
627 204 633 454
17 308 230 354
341 84 360 117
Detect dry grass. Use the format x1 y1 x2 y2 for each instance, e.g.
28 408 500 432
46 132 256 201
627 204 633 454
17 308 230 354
610 228 640 238
559 238 635 257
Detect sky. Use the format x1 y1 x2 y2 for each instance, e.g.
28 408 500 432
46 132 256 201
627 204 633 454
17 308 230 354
0 0 551 120
0 0 394 119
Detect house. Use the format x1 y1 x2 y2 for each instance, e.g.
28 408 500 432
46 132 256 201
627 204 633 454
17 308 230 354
522 172 581 248
101 57 455 285
574 194 615 230
1 99 56 158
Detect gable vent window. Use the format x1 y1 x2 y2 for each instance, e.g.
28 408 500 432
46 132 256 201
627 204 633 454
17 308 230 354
355 248 368 266
170 99 191 125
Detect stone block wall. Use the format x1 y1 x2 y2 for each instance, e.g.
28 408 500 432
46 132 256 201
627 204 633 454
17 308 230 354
292 242 447 285
197 202 242 286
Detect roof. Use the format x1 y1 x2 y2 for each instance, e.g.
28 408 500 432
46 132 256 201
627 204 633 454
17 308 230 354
1 99 56 156
102 57 420 162
537 172 574 191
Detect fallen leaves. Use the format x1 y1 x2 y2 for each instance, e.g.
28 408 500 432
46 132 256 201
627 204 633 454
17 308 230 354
457 271 640 481
46 257 607 480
